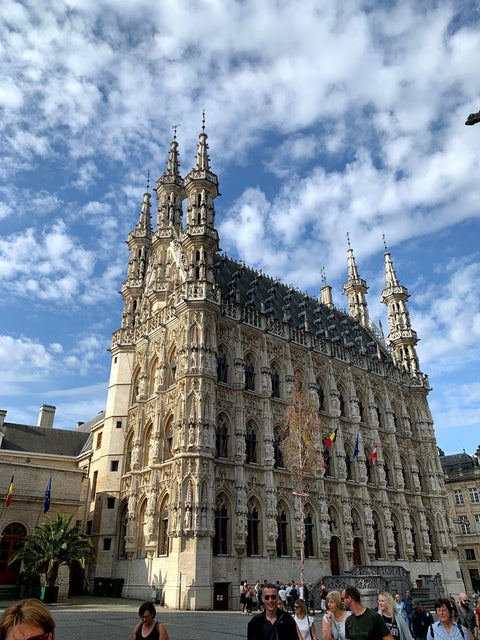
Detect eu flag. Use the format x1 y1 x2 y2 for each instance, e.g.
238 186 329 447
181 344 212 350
44 477 51 513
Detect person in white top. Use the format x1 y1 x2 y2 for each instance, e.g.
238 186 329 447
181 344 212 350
294 599 318 640
322 590 351 640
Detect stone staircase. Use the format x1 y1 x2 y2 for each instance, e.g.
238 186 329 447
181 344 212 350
0 586 20 601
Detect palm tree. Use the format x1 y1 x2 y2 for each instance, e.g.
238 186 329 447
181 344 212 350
10 513 94 588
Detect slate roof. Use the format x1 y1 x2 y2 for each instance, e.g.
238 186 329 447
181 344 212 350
214 254 392 363
439 452 477 472
0 422 90 457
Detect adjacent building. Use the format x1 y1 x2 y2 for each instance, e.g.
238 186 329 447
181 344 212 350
0 406 89 595
440 449 480 595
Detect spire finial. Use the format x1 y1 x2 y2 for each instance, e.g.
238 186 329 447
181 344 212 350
172 124 180 140
320 266 326 286
346 231 351 249
146 170 150 194
383 233 388 252
202 109 206 132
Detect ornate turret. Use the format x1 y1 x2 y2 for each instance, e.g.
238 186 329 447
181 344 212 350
155 130 185 235
343 234 369 327
380 239 420 375
183 115 219 286
121 182 153 328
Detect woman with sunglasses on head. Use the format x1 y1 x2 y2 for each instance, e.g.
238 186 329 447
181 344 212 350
294 599 318 640
0 598 55 640
322 591 351 640
130 602 169 640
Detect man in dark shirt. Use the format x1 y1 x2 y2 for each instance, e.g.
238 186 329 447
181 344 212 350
458 593 477 640
343 586 394 640
412 600 434 640
248 583 298 640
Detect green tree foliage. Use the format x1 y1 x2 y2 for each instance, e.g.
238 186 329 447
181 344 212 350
10 513 94 588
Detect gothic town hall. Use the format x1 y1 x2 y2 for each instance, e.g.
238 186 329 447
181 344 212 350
83 126 462 609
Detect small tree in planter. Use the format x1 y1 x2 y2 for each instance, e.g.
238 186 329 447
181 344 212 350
11 513 94 601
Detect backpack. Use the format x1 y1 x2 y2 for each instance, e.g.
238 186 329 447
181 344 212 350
291 587 298 600
304 586 309 600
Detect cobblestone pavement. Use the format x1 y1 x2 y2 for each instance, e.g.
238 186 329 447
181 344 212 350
0 597 253 640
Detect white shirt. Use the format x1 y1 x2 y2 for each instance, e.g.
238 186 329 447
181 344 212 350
295 615 315 640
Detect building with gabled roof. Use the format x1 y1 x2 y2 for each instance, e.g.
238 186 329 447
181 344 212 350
0 406 89 593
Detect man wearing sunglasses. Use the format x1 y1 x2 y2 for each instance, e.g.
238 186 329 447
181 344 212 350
458 593 477 640
248 583 298 640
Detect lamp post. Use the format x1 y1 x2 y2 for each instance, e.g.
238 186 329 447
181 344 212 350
293 491 309 589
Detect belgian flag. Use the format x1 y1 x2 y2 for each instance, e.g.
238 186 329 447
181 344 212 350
325 430 336 448
5 475 13 507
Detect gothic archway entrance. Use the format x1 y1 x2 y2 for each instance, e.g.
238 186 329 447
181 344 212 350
0 523 26 585
353 538 362 565
330 538 340 575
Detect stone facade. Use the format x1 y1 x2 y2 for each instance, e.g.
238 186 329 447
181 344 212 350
0 408 89 597
440 449 480 595
81 127 463 609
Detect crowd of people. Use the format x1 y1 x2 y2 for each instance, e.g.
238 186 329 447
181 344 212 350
0 586 479 640
246 582 480 640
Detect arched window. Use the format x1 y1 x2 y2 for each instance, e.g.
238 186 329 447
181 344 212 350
391 516 402 560
358 398 365 422
158 496 169 556
273 427 283 468
168 348 176 386
165 417 174 459
136 500 147 557
217 346 228 383
149 357 159 396
143 424 152 468
245 421 257 464
365 451 375 484
216 414 229 458
345 450 352 481
304 508 315 557
317 383 325 412
384 455 392 487
276 506 289 557
338 392 346 417
411 520 421 560
244 355 255 391
271 364 280 399
125 432 133 472
0 523 26 586
373 515 383 559
213 494 229 556
246 499 260 556
323 446 332 477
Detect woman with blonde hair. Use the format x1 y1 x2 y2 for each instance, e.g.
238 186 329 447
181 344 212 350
322 590 351 640
377 592 412 640
0 599 55 640
294 599 318 640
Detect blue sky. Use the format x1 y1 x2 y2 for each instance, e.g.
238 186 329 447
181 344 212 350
1 0 480 455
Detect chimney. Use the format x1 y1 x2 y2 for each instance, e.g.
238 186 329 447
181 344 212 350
0 410 6 427
37 405 56 429
321 284 333 308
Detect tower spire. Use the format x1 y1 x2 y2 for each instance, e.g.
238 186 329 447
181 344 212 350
183 120 220 288
136 177 153 234
381 240 420 375
155 130 185 234
343 233 369 327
